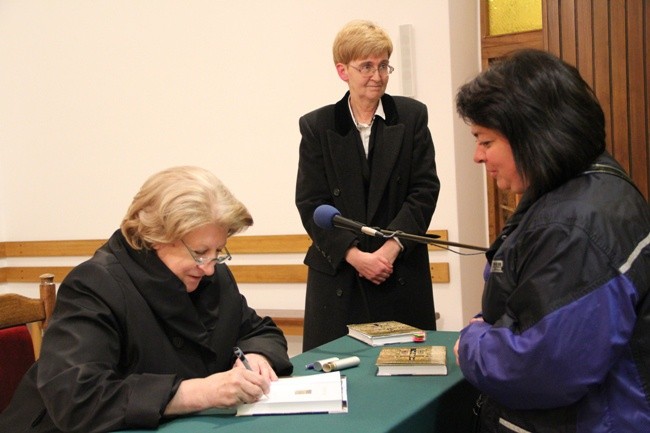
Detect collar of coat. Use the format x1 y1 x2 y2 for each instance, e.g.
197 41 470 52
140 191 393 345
334 91 400 136
107 230 218 353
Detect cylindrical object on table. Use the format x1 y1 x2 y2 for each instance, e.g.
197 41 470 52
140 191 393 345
313 357 340 371
322 356 360 372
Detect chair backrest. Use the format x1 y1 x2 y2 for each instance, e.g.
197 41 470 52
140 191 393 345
0 274 56 412
0 273 56 355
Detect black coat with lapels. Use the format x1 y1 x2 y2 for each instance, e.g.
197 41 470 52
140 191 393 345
296 92 441 351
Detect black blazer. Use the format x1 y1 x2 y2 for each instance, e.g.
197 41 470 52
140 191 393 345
296 92 441 350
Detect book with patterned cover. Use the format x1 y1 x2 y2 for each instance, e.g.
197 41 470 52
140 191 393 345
347 321 425 346
375 346 447 376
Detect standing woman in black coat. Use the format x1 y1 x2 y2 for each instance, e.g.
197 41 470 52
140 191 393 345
296 20 441 351
0 166 293 433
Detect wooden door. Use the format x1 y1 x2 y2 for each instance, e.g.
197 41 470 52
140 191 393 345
480 0 649 242
479 2 544 241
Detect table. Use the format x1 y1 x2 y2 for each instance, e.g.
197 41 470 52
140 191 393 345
117 331 479 433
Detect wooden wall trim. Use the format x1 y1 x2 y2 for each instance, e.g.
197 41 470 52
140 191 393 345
0 231 449 258
0 263 450 285
2 267 76 283
3 240 107 258
0 233 451 337
269 317 304 336
0 233 451 284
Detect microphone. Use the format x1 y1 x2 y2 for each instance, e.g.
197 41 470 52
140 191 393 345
313 204 488 252
313 205 383 237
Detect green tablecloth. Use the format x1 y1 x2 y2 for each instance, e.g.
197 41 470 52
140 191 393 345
115 331 479 433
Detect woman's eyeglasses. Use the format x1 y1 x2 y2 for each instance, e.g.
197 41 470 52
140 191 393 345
348 63 395 77
181 240 231 265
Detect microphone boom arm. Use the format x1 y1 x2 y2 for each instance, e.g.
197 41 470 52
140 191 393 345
381 229 488 252
313 204 487 252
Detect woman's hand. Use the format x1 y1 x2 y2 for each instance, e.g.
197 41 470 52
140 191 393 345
164 364 272 416
236 353 278 382
454 316 485 365
454 337 461 365
345 246 394 284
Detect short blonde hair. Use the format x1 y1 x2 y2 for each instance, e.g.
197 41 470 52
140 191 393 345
120 166 253 250
332 20 393 64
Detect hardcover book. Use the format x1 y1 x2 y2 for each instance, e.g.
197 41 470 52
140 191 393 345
375 345 447 376
347 320 425 346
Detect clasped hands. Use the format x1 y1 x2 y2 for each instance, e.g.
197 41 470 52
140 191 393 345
346 240 401 284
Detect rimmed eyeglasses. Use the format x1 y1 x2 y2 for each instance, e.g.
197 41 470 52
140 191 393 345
181 240 232 265
348 63 395 77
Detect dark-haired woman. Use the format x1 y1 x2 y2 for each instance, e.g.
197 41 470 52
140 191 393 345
454 49 650 432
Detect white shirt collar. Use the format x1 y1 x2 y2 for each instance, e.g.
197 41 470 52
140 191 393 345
348 97 386 128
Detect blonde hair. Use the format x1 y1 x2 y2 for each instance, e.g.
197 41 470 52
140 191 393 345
120 166 253 250
332 20 393 64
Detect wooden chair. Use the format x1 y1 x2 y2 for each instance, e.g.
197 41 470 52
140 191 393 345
0 273 56 412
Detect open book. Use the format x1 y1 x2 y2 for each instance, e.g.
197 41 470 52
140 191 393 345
237 371 348 416
197 372 348 417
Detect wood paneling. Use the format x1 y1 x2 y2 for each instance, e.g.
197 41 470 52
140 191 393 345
544 0 650 200
574 0 594 83
481 30 544 68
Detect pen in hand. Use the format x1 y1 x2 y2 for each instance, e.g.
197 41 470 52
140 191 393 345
233 346 270 401
233 346 253 371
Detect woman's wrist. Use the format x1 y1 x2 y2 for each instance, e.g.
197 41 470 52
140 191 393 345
345 245 361 264
164 379 206 416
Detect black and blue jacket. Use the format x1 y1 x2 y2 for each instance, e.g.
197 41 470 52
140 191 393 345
459 152 650 432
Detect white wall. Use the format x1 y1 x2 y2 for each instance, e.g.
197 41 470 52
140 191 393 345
0 0 485 332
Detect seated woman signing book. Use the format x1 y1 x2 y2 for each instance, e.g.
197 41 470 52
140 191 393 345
0 166 293 433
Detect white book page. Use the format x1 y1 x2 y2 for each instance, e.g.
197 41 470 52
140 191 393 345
237 372 348 415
